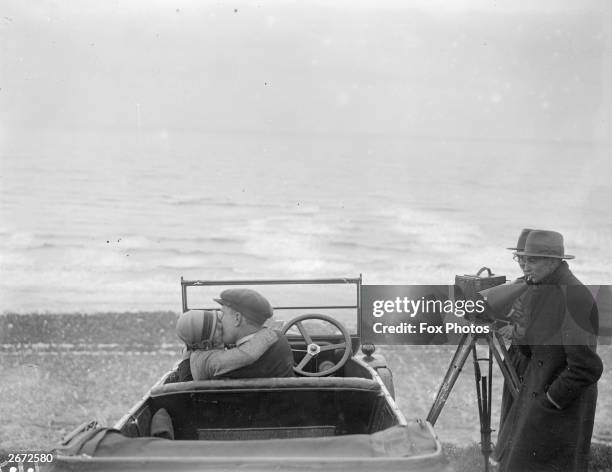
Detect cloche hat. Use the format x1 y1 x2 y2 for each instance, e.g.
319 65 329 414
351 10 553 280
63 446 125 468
176 309 218 349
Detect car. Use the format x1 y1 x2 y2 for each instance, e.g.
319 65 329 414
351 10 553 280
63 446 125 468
49 277 452 472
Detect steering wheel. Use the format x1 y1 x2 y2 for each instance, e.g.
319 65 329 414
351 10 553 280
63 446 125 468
281 314 352 377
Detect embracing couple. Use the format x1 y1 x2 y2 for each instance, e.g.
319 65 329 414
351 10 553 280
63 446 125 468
170 288 294 381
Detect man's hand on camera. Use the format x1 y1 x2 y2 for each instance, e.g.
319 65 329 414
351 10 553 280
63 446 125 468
497 324 514 341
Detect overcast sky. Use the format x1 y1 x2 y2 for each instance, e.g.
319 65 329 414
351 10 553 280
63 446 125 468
1 0 610 143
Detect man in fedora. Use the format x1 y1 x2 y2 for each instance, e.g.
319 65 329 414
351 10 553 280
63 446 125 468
497 230 603 472
189 288 294 379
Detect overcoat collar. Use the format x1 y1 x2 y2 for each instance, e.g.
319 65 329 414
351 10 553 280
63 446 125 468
535 260 570 285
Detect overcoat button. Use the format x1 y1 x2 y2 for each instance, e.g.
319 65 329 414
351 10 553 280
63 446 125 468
538 360 544 367
532 392 537 398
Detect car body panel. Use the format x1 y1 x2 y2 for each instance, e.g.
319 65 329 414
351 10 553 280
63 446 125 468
50 277 452 472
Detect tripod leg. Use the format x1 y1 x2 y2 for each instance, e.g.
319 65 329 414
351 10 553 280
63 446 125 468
490 332 520 399
473 340 493 472
488 344 493 439
427 333 476 425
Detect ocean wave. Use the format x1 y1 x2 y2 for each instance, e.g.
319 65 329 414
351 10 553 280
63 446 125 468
163 194 278 209
3 241 72 250
155 235 244 246
162 194 216 206
158 248 269 262
327 240 409 253
0 231 90 250
1 232 47 250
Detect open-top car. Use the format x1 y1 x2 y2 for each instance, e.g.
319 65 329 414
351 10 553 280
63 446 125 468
50 277 452 472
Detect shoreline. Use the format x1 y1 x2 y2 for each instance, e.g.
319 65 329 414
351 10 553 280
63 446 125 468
0 312 179 346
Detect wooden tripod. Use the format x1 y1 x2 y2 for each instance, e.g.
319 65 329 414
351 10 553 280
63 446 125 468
427 331 520 472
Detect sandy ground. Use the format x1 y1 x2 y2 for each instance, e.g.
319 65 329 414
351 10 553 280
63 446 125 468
1 313 610 452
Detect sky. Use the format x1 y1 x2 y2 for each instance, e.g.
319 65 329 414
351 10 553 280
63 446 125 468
1 0 610 144
0 0 611 315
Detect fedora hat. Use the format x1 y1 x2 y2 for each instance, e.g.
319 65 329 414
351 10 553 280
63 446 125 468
516 230 574 259
507 228 535 251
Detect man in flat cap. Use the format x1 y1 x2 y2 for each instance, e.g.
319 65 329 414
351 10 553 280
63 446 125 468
189 288 294 380
497 230 603 472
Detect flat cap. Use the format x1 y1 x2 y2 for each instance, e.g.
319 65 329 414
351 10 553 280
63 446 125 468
214 288 273 326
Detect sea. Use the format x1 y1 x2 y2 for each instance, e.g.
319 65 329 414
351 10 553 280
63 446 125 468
2 127 612 448
1 128 611 314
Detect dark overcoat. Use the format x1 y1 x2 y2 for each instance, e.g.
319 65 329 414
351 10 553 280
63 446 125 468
498 262 603 472
497 282 534 434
